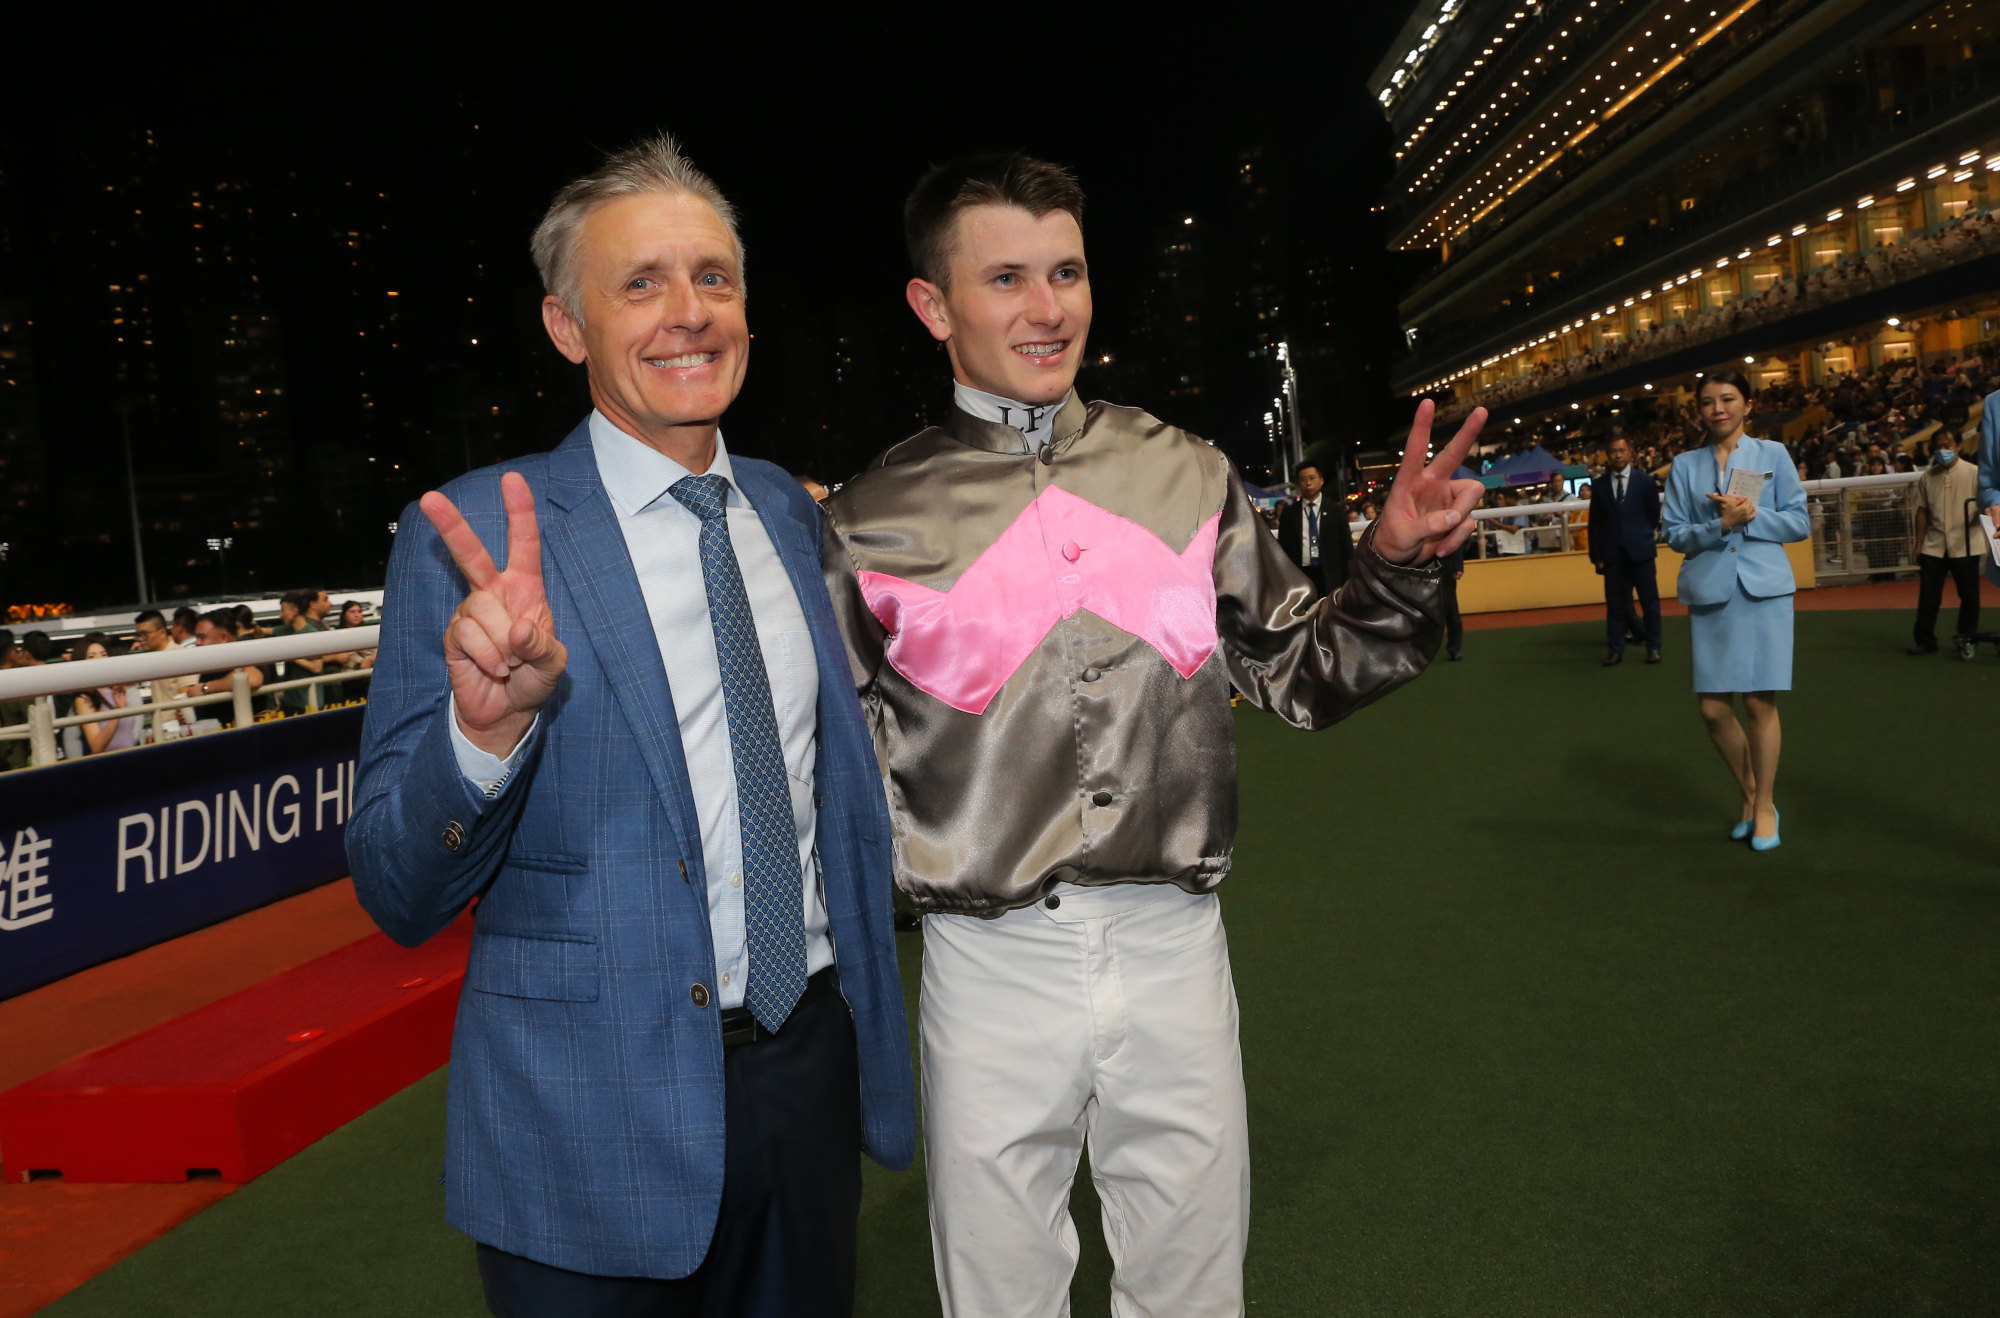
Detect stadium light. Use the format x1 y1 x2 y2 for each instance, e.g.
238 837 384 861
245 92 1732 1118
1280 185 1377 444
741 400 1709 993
387 521 400 535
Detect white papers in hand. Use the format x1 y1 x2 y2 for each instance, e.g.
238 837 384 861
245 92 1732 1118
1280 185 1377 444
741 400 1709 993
1725 468 1766 502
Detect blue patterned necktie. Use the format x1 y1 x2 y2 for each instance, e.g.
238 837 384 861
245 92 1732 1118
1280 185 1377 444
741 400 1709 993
668 473 807 1032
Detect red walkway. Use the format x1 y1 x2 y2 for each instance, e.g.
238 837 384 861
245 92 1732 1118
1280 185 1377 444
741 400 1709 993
0 881 382 1318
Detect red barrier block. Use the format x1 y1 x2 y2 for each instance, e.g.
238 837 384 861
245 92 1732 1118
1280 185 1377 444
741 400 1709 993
0 917 471 1183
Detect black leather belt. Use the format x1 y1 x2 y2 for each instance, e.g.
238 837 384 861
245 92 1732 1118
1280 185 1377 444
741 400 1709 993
719 967 837 1048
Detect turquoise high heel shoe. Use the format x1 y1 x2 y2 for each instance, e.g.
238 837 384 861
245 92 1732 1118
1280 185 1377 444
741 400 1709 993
1730 819 1753 841
1750 808 1780 852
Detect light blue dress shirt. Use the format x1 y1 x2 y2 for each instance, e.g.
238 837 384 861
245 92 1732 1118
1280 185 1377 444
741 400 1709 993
450 411 834 1008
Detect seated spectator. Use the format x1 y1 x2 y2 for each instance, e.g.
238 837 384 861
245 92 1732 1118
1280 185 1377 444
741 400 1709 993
276 589 327 715
169 606 201 648
0 629 24 772
133 609 197 741
190 609 265 730
64 633 140 758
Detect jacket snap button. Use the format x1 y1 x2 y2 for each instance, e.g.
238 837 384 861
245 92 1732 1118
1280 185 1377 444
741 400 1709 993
1082 667 1101 683
1045 894 1061 909
441 822 464 852
690 984 711 1008
1062 541 1081 562
1091 791 1113 807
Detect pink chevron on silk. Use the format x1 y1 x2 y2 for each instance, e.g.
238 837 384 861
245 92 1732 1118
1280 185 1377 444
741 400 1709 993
857 485 1221 715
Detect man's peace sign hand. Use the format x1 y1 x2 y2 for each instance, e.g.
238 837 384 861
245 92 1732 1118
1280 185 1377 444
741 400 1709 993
419 472 568 757
1373 400 1490 567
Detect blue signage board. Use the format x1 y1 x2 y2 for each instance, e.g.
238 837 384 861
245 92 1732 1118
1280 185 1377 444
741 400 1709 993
0 707 365 999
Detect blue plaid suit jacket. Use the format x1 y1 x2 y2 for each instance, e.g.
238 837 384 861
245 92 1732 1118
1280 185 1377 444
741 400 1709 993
348 419 916 1279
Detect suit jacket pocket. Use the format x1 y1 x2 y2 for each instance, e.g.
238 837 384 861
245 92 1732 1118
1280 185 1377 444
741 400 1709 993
467 931 600 1002
501 849 588 875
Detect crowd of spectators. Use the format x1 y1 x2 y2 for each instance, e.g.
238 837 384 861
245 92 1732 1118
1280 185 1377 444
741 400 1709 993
1468 356 1994 487
0 590 377 770
1437 206 1999 425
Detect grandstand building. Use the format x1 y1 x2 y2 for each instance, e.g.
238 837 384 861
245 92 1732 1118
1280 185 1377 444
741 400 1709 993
1369 0 1999 433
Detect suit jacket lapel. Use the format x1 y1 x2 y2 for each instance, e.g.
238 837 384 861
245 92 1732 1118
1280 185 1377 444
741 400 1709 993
734 462 836 688
540 423 706 873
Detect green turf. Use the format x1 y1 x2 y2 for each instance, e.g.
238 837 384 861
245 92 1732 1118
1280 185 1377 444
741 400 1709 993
43 612 1999 1316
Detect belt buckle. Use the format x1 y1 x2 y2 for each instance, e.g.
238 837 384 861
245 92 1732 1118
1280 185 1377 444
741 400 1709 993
719 1007 759 1048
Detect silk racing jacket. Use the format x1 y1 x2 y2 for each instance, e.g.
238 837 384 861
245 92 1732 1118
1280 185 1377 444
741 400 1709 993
821 393 1444 915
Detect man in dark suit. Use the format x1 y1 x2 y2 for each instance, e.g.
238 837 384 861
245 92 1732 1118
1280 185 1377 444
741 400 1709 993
1588 436 1663 666
1276 461 1350 592
347 134 914 1317
1440 540 1466 660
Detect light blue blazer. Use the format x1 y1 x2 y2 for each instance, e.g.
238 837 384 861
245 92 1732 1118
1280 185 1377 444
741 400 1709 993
1663 434 1810 606
1981 387 2000 586
347 420 916 1279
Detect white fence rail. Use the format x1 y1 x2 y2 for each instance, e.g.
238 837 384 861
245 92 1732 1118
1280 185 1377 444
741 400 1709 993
0 626 379 770
1459 470 1924 565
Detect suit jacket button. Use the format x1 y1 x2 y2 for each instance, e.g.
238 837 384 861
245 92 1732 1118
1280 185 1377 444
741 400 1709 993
690 983 711 1009
441 822 464 851
1091 791 1113 807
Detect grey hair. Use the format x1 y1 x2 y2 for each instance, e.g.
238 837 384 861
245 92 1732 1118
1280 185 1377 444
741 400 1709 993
530 132 746 324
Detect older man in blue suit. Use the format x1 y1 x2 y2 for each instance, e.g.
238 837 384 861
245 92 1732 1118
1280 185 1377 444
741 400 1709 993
1588 436 1663 665
347 135 914 1317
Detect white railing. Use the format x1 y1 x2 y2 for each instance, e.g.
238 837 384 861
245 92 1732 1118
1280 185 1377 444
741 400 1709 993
1460 470 1921 558
0 626 380 770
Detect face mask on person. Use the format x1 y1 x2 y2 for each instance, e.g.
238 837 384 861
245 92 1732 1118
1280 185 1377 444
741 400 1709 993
1934 448 1958 467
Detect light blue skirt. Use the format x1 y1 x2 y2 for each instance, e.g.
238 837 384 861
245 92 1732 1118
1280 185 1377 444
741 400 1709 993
1688 585 1793 693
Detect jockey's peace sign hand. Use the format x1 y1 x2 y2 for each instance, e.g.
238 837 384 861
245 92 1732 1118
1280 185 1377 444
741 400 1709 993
1373 400 1490 566
419 472 567 757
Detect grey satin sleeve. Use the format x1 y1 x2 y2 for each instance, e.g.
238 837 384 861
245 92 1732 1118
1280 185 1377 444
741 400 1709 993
820 507 888 697
1214 462 1444 731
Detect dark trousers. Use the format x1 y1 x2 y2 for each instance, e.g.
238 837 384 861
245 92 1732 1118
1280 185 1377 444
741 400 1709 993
1603 549 1662 654
476 969 862 1318
1442 572 1463 654
1914 554 1982 646
1301 561 1326 594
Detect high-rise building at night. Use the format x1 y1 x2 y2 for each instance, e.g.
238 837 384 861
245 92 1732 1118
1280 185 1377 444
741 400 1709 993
1370 0 1999 440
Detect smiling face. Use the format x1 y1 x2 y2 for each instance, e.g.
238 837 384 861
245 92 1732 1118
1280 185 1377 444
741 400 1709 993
908 205 1091 406
1699 381 1750 441
542 190 748 463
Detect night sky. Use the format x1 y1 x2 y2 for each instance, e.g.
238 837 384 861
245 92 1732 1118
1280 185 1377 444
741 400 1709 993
0 17 1422 609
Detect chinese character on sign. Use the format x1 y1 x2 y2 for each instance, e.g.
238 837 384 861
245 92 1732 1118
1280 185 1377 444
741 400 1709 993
0 827 54 930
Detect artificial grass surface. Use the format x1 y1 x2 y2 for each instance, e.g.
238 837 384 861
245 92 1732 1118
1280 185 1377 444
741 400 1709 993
43 612 1998 1316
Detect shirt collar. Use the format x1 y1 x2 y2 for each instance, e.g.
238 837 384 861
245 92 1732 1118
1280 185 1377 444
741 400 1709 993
952 381 1073 440
588 409 743 519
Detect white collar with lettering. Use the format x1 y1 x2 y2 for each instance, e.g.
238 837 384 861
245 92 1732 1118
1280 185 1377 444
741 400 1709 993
953 382 1072 441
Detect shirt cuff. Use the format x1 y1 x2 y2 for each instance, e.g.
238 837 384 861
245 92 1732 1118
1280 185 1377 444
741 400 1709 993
447 695 538 800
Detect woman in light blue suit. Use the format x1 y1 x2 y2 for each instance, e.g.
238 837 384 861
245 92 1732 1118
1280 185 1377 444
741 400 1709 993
1663 368 1809 850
